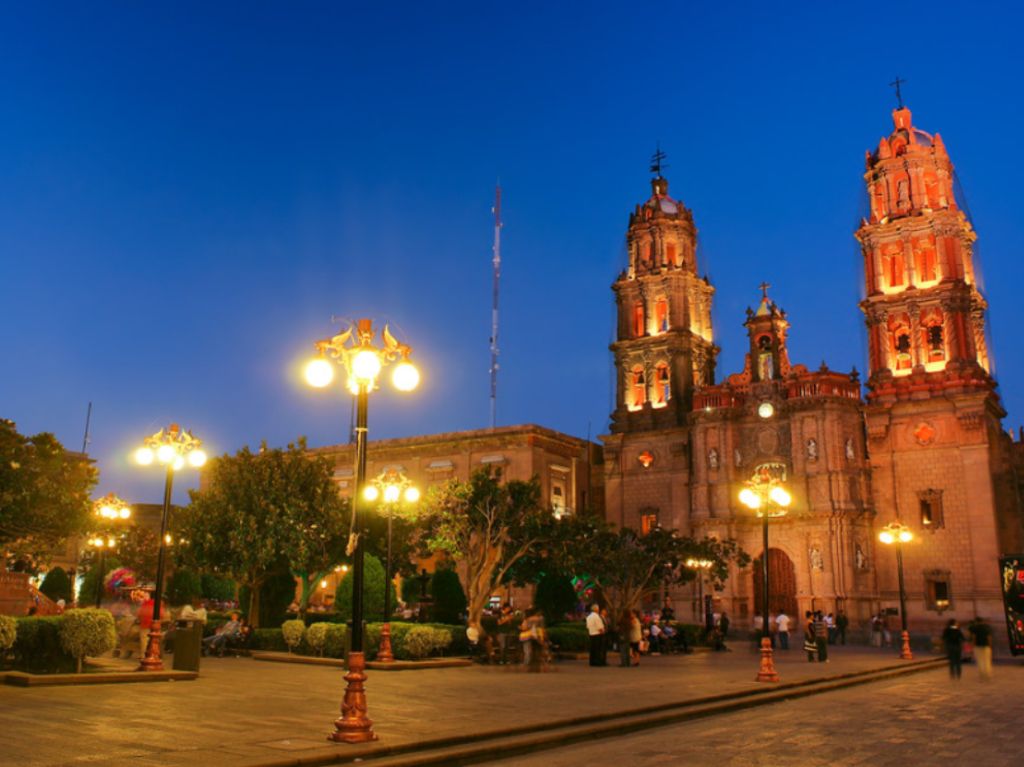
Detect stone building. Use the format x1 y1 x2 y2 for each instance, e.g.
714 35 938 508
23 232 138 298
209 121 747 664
602 104 1023 631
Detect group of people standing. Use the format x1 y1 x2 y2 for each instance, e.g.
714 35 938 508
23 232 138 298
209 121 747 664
941 616 994 681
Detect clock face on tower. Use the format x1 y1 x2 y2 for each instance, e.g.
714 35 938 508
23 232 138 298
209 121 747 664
758 402 775 419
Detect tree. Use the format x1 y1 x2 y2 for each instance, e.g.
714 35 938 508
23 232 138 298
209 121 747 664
534 571 577 625
429 567 467 623
334 553 395 622
569 518 749 625
178 439 346 626
167 569 203 605
0 419 97 559
39 567 73 603
419 468 563 638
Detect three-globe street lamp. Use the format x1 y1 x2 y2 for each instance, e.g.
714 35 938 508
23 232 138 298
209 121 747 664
739 469 792 683
305 318 419 744
685 557 714 636
364 469 420 663
878 521 915 660
133 424 206 672
89 494 132 608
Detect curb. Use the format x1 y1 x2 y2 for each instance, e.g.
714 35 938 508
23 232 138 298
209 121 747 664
2 669 198 687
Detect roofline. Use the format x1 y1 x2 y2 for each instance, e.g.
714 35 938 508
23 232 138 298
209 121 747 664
307 423 600 455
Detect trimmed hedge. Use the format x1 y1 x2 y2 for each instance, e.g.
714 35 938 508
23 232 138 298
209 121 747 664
0 615 17 653
60 608 117 672
282 619 305 652
546 626 588 652
13 616 76 673
255 621 465 660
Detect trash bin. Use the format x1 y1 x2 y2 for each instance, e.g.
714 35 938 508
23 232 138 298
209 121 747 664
172 620 202 672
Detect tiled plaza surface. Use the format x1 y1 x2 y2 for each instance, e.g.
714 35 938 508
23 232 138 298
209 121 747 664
0 644 1000 766
491 660 1024 767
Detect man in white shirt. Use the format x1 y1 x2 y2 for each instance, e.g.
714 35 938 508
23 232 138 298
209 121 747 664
586 604 606 666
776 610 790 650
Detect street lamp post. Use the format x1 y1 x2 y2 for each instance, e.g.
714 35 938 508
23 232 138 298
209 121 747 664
133 424 206 672
305 318 419 744
364 469 420 662
739 468 792 683
878 521 914 660
685 557 713 635
90 494 132 608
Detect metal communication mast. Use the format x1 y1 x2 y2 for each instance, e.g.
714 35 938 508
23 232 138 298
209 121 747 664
489 184 502 429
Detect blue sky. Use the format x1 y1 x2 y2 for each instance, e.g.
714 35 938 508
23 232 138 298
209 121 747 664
2 2 1022 503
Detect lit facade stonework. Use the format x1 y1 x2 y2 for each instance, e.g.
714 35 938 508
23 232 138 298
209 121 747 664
603 106 1024 631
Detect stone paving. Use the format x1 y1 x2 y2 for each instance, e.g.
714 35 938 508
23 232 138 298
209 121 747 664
490 660 1024 767
0 645 994 767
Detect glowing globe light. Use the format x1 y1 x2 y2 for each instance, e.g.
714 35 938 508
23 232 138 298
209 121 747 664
119 507 131 519
305 357 334 388
899 529 913 543
769 486 792 508
156 444 177 464
383 484 401 503
404 486 421 504
351 349 382 384
739 488 761 510
363 485 380 502
392 361 420 392
135 447 155 466
172 455 185 471
879 530 895 545
187 449 207 468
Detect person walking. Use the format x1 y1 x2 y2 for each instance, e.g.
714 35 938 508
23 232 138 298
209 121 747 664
775 610 790 650
586 604 606 667
870 613 883 647
803 611 817 662
941 618 965 680
813 611 829 662
628 610 642 666
968 616 993 681
836 611 849 645
519 608 545 672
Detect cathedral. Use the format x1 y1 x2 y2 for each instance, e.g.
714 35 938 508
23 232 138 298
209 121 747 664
600 103 1024 631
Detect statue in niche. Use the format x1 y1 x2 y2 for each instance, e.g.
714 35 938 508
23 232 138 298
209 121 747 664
734 448 743 468
855 542 868 571
806 438 818 461
708 448 719 470
845 438 855 461
809 545 824 572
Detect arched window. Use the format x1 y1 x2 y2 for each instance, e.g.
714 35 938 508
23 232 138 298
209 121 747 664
665 242 677 267
917 247 937 283
633 303 645 337
886 253 905 288
653 362 670 406
654 298 668 333
926 324 945 361
894 330 912 370
630 366 647 409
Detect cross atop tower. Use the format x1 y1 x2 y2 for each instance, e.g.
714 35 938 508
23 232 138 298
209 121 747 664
759 281 771 300
889 76 906 109
649 143 668 178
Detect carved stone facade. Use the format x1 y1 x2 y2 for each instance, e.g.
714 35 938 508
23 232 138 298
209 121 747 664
603 106 1024 632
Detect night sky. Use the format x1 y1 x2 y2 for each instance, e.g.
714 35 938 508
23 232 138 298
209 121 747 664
2 2 1022 505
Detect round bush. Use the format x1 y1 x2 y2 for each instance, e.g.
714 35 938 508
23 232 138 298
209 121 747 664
59 608 116 672
39 567 73 604
404 625 453 659
335 554 395 622
306 622 329 656
281 619 306 652
429 568 466 624
0 615 16 652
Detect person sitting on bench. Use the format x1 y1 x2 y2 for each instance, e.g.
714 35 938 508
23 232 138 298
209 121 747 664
202 612 241 656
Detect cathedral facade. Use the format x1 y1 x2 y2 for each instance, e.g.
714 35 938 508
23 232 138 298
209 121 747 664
601 104 1023 631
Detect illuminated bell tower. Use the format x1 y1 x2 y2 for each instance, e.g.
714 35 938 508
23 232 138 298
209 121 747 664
610 153 717 433
856 104 993 400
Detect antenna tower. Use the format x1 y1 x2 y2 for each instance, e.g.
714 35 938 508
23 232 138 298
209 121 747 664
489 184 502 429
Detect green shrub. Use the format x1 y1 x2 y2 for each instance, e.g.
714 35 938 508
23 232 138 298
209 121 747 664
429 568 467 624
534 572 577 625
305 612 345 625
323 623 348 657
39 567 73 604
250 628 287 652
261 568 299 628
335 554 394 622
14 616 75 673
0 615 17 652
59 608 117 672
306 622 329 656
404 626 453 659
281 619 306 653
78 557 122 606
546 626 588 652
168 569 203 605
201 573 237 602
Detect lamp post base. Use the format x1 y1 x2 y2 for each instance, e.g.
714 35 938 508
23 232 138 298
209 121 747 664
138 628 164 672
756 637 780 682
377 623 394 663
899 630 914 660
329 651 377 743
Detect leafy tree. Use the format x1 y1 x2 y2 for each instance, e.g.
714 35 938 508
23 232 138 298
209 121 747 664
419 468 564 638
167 569 203 606
113 526 161 584
429 567 467 624
0 419 97 558
39 567 73 603
568 518 749 626
77 555 121 607
179 439 346 626
334 553 395 623
200 573 237 602
534 571 577 625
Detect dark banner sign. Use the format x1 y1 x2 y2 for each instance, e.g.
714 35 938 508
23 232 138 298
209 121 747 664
999 555 1024 656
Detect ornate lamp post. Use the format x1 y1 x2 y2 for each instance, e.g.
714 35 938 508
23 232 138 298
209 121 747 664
133 424 206 672
305 318 419 744
739 468 792 683
878 521 914 660
364 469 420 662
89 494 132 608
685 557 713 635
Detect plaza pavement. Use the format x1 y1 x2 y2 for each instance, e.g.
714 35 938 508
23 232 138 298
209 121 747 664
489 660 1024 767
0 644 981 767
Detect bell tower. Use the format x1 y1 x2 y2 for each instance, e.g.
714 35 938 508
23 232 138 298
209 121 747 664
609 154 717 433
744 284 791 383
856 105 993 401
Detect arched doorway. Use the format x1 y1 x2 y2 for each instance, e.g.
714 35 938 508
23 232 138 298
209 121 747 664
753 548 797 617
